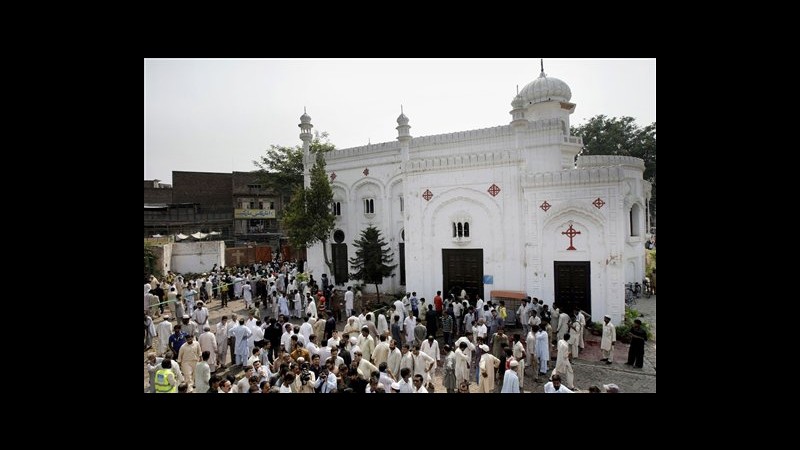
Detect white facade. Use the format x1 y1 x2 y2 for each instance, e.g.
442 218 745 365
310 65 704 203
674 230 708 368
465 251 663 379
303 69 650 324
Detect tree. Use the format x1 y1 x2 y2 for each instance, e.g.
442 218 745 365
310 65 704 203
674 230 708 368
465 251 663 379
349 226 397 303
571 115 656 224
144 244 158 279
279 134 337 274
253 131 333 197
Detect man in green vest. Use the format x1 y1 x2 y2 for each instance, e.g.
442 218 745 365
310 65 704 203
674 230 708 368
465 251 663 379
154 358 177 393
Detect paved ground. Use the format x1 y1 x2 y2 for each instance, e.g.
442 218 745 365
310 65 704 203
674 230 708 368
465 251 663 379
145 294 656 393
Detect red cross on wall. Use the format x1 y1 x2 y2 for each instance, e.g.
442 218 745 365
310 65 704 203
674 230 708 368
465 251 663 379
363 168 369 176
593 197 605 209
561 223 581 251
422 189 433 201
330 172 337 181
488 184 501 197
540 201 551 212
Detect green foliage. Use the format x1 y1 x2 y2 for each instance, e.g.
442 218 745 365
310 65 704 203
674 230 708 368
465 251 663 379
618 307 654 342
349 226 398 303
252 131 334 199
646 249 656 277
144 245 160 280
572 115 656 220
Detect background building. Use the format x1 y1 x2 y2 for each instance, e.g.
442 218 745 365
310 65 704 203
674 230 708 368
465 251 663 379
144 171 287 251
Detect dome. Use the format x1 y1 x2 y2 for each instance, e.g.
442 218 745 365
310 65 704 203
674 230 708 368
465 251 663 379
397 112 409 125
519 71 572 104
300 111 312 124
511 93 525 109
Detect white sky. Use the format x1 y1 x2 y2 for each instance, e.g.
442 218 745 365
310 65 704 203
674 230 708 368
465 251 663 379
144 58 655 185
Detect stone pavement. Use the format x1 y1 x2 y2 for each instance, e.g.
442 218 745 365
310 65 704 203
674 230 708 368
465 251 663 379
146 295 656 393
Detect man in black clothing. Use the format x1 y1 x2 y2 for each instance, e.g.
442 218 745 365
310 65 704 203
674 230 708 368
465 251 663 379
625 319 647 368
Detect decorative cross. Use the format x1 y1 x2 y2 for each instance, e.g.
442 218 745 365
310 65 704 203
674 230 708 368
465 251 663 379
488 184 501 197
540 201 551 212
230 249 245 265
592 197 605 209
330 172 337 182
363 168 369 176
561 222 581 251
422 189 433 201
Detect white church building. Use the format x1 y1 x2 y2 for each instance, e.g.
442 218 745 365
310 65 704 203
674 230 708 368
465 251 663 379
302 65 651 324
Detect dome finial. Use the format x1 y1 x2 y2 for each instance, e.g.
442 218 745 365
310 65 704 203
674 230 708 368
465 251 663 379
516 84 519 95
401 104 404 114
541 59 544 73
304 106 307 114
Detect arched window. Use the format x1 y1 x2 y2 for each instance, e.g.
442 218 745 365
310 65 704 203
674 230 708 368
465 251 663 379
630 204 642 237
457 223 463 238
463 222 470 238
364 198 374 214
331 201 341 216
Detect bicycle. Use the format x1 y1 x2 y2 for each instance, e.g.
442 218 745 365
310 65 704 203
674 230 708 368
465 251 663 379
625 283 638 306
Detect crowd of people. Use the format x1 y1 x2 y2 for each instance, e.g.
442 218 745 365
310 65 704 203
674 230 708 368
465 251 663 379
144 259 636 394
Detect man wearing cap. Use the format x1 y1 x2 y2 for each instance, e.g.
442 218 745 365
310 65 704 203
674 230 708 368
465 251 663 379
477 343 500 393
600 315 616 365
501 360 521 393
177 334 202 392
602 383 620 393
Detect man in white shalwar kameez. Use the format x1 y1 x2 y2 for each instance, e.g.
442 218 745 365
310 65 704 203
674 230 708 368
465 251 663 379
553 334 575 390
525 329 539 379
306 297 317 320
501 360 521 393
242 283 253 309
376 313 389 338
574 308 586 350
344 287 354 317
177 334 202 391
387 340 402 380
411 345 435 388
299 317 313 342
534 327 550 379
194 351 211 393
372 335 390 368
420 336 440 369
156 315 173 356
214 316 231 368
192 302 209 332
454 341 472 387
393 299 406 325
228 319 253 366
198 325 218 372
357 327 375 363
569 319 582 359
601 315 616 364
477 344 500 393
404 315 416 346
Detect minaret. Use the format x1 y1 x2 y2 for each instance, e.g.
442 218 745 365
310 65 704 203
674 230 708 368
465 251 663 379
299 107 313 158
510 84 527 127
299 108 313 188
397 105 412 165
396 105 411 142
